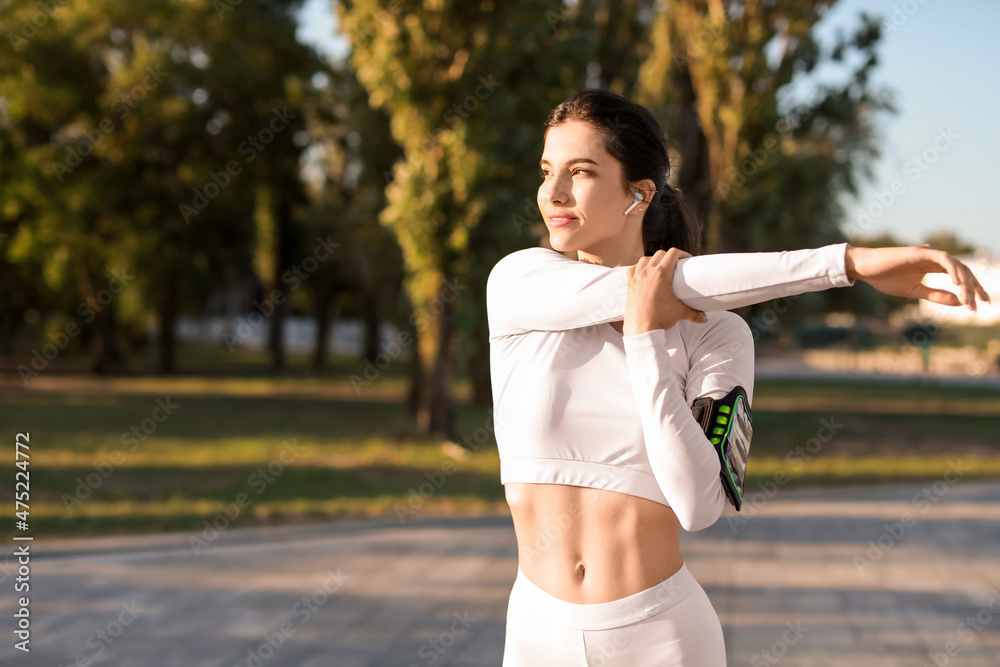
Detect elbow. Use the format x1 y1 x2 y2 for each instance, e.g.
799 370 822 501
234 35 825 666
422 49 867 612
676 490 726 532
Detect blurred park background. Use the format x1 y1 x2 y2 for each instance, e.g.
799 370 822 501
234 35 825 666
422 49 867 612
1 0 999 548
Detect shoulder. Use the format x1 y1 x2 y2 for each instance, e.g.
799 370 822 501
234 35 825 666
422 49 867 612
677 310 756 404
679 310 754 355
487 247 567 298
489 247 561 280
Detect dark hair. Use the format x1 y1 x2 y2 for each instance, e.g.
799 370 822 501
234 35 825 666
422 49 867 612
542 88 702 256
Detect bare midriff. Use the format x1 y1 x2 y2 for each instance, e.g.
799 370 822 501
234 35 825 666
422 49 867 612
504 481 683 604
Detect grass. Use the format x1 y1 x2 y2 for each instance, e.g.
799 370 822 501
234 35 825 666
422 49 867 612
2 345 999 541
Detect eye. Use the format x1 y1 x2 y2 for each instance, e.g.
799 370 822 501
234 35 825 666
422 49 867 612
538 167 592 179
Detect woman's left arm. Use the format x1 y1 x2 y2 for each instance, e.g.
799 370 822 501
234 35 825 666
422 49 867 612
621 312 755 532
487 242 990 340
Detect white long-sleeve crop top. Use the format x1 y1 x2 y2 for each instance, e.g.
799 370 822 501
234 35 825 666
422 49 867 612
486 242 855 531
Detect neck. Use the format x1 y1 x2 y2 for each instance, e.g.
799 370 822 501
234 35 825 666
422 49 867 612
576 228 645 268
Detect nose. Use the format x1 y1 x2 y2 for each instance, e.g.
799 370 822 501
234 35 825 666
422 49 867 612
542 173 570 206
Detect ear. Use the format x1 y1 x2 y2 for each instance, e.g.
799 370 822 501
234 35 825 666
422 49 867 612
633 178 658 203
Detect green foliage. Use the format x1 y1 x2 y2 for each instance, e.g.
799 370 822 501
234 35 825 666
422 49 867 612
637 1 896 325
0 0 323 365
641 2 895 254
922 230 977 257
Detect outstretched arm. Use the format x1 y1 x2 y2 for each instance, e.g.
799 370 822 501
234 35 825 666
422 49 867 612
487 242 854 339
487 242 991 340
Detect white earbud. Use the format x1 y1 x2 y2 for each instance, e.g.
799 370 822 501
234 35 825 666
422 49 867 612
623 191 644 215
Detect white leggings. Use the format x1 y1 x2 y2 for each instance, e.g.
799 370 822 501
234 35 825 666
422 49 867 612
502 561 726 666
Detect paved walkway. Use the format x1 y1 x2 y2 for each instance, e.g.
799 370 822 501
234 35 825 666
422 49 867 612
3 480 1000 666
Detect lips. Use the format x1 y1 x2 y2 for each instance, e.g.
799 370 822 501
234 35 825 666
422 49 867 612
548 215 577 228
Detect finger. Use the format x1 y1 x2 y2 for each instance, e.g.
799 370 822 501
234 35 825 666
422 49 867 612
963 265 991 307
956 264 980 309
977 281 992 304
910 284 961 307
967 268 991 303
679 305 707 324
959 266 978 310
660 247 683 269
648 249 669 267
930 248 962 287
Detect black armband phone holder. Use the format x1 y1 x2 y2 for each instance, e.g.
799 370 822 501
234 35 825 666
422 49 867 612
690 385 753 511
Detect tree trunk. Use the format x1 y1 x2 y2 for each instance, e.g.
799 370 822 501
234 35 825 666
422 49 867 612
158 269 179 375
407 318 420 417
673 61 713 255
362 286 381 365
469 272 493 408
90 304 122 375
268 197 293 374
268 288 287 373
312 283 339 373
414 277 456 440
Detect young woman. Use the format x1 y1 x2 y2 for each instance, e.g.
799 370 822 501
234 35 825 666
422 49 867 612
486 89 988 666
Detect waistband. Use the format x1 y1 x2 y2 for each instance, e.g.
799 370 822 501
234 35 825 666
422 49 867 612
510 562 698 631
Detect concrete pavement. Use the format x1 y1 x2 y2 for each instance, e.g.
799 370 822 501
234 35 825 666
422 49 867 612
2 480 1000 666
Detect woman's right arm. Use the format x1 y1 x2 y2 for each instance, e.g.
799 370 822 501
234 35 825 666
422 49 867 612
486 243 855 339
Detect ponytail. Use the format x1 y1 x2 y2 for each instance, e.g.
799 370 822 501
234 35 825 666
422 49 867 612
640 184 702 257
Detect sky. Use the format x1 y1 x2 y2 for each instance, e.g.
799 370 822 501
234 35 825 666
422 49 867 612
294 0 1000 257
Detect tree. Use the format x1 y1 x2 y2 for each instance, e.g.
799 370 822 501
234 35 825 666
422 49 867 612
0 0 323 374
335 0 604 438
636 1 894 330
295 59 406 376
639 1 893 254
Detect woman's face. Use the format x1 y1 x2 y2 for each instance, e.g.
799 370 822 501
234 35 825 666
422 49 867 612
537 120 647 262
